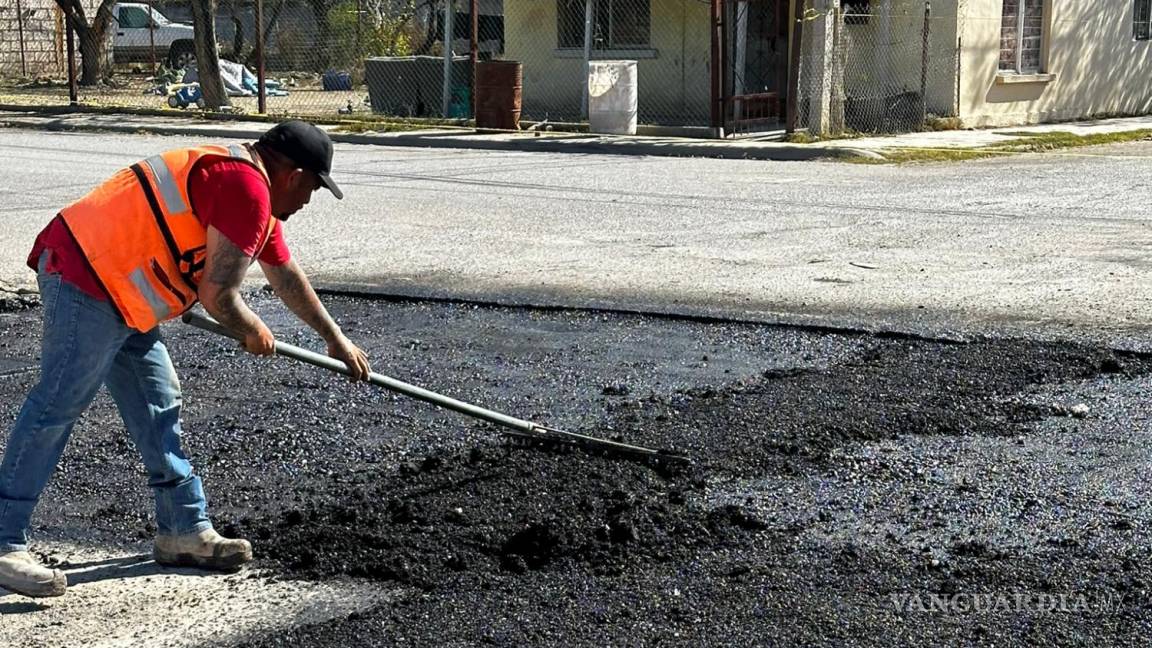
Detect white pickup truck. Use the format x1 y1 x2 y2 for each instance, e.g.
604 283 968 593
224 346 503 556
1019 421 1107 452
112 3 196 69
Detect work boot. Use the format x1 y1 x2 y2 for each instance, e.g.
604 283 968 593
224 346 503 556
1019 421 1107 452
154 528 253 571
0 550 67 598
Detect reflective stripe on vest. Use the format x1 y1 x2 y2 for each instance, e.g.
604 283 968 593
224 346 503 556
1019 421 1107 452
141 155 190 216
59 144 272 332
129 266 172 322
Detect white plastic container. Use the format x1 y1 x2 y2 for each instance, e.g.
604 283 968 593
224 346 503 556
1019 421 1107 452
587 60 638 135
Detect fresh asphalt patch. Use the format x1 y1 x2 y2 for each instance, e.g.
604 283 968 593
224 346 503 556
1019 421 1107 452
2 292 1151 646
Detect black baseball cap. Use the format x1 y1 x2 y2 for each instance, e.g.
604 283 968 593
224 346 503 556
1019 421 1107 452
258 120 343 199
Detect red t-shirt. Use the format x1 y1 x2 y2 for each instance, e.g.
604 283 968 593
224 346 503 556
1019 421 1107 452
27 157 291 302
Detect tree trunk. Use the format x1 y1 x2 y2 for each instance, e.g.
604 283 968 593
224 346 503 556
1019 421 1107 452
411 0 439 56
190 0 229 110
229 0 245 60
76 26 104 85
262 0 288 54
309 0 332 72
57 0 116 86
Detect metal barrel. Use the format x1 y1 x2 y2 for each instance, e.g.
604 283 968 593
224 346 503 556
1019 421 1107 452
474 60 523 130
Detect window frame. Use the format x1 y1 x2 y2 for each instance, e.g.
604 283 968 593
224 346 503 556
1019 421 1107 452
556 0 652 50
843 0 871 26
1136 0 1152 41
999 0 1045 74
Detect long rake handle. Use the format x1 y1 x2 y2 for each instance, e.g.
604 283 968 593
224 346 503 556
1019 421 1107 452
182 312 689 464
182 311 537 433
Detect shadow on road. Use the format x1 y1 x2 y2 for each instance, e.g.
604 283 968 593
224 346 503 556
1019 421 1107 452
0 600 50 614
61 554 221 587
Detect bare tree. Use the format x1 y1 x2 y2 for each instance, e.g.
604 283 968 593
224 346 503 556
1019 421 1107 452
54 0 116 85
407 0 441 56
305 0 338 71
261 0 288 57
228 0 246 61
189 0 229 110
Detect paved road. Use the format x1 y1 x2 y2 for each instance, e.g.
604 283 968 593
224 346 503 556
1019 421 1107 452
2 128 1150 339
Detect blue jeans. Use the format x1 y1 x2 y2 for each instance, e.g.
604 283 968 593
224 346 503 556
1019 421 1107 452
0 251 211 552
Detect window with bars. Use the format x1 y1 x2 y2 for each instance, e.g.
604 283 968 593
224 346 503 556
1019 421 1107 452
999 0 1045 73
843 1 871 26
1137 0 1152 40
557 0 651 49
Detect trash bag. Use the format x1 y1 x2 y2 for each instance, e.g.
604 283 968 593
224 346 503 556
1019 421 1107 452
182 59 274 97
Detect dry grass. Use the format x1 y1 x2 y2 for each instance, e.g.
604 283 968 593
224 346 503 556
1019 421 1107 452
925 116 964 131
845 148 1002 165
994 129 1152 151
848 129 1152 165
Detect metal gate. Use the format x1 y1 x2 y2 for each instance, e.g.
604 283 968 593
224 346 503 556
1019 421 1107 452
723 0 791 136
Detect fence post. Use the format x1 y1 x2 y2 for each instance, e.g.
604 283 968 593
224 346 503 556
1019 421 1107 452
921 0 930 124
470 0 478 118
256 0 267 113
580 0 593 120
16 0 28 77
809 0 842 135
146 0 156 73
954 35 961 118
832 0 843 133
786 0 803 133
256 0 266 113
721 0 731 135
709 0 722 133
66 18 78 105
442 0 454 117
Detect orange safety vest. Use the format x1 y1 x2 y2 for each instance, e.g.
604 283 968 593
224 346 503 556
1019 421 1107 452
59 144 275 332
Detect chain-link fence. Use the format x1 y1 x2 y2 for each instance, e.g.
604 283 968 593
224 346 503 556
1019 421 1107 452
1 0 66 79
793 0 958 135
0 0 962 136
506 0 710 126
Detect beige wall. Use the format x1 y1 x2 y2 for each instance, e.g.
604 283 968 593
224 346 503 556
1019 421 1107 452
959 0 1152 126
0 0 66 78
503 0 711 124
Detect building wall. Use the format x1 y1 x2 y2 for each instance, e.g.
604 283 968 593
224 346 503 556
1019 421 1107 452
959 0 1152 126
503 0 711 124
0 0 114 79
1 0 66 78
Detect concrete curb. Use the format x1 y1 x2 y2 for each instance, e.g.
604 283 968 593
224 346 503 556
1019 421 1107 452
330 130 870 161
0 114 269 141
0 111 874 162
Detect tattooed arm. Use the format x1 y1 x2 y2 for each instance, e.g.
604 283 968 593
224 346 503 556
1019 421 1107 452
260 258 371 380
198 226 276 355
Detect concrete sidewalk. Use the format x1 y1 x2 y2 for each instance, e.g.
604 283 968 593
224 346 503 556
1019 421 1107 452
843 114 1152 150
1 108 1150 161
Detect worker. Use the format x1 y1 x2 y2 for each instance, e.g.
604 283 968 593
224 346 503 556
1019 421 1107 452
0 121 370 598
